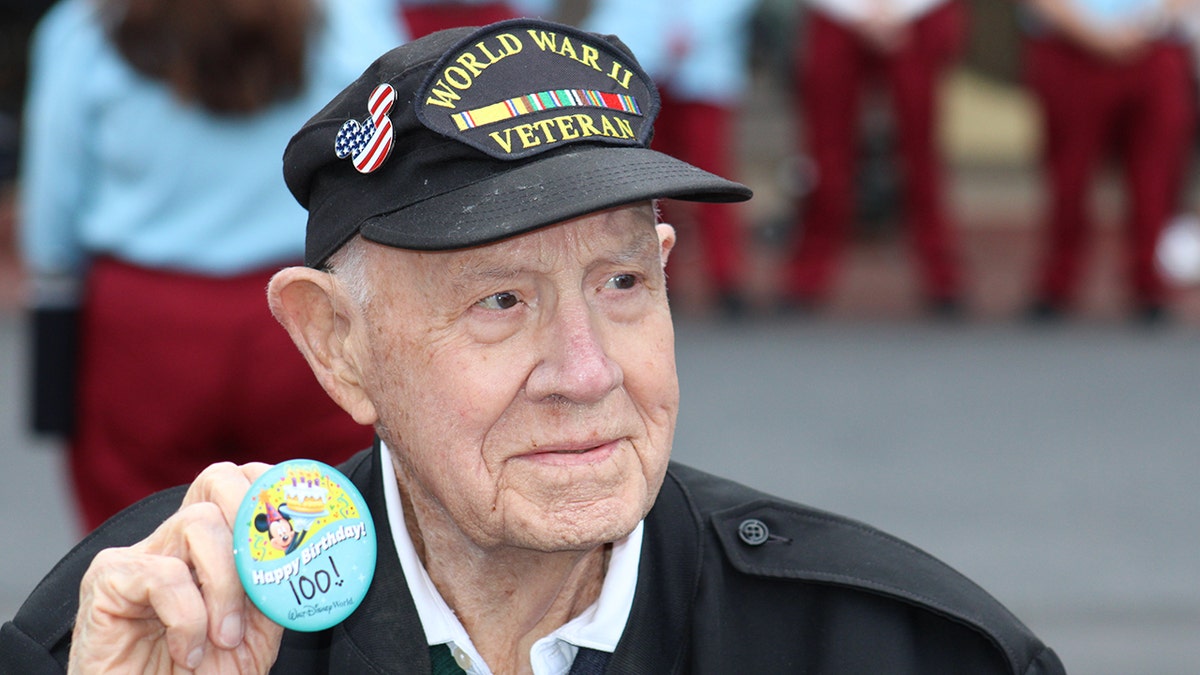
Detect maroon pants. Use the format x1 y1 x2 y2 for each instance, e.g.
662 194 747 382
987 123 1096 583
1024 36 1196 308
788 3 966 302
653 89 747 296
71 259 374 531
400 3 519 39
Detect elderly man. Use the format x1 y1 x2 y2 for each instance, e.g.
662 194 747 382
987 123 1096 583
1 19 1064 674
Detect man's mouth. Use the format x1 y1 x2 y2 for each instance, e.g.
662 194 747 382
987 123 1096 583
518 439 621 464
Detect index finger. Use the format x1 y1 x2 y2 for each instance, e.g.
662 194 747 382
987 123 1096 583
181 462 273 527
138 501 248 649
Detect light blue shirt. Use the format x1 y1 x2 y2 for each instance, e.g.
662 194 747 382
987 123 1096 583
582 0 757 103
19 0 406 284
1071 0 1163 26
400 0 555 11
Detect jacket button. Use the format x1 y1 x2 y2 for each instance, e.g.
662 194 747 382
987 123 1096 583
737 518 770 546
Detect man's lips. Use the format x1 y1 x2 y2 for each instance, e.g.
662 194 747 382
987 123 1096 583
516 439 621 465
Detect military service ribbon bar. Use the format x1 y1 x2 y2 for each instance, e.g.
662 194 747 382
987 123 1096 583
452 88 642 131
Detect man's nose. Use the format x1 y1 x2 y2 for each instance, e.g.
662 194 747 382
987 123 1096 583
525 299 623 405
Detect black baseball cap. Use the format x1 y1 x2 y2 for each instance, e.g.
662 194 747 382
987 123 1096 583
283 18 753 268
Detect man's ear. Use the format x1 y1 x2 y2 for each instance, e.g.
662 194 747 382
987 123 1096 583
656 223 677 268
267 267 378 426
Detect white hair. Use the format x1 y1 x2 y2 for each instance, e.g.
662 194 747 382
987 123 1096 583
325 235 375 309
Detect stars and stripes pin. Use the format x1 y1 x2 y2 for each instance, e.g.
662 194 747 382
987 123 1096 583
334 84 397 174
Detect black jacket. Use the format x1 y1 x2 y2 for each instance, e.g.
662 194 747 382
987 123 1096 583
1 446 1065 674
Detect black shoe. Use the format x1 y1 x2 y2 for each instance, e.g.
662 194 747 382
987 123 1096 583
1025 299 1064 324
775 294 818 318
716 291 749 321
1133 303 1169 327
927 296 965 320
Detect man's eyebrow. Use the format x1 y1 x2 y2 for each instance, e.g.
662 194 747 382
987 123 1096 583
449 257 530 282
439 225 660 292
601 221 662 262
611 233 660 265
438 255 530 299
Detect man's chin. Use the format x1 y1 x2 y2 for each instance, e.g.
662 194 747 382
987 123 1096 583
507 499 648 553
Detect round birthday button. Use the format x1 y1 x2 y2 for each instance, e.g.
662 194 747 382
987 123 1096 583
233 460 376 632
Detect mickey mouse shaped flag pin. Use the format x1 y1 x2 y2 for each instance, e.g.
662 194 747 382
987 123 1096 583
334 83 398 174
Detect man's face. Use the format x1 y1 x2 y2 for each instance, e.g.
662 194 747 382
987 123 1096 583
353 203 677 553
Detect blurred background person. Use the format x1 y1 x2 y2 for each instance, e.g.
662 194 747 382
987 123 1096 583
1156 5 1200 291
583 0 758 318
784 0 968 317
0 1 55 189
0 1 57 308
1020 0 1197 324
18 0 404 531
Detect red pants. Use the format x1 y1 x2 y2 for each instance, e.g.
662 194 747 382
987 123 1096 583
788 3 966 302
1024 36 1196 308
653 89 746 295
71 259 374 531
400 3 520 39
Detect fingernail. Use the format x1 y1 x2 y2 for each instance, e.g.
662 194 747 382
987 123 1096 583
187 646 204 669
219 613 243 648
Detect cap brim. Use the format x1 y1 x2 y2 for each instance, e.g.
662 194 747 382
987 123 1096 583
358 147 752 251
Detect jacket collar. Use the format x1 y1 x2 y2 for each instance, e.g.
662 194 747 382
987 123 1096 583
607 466 702 673
331 440 433 671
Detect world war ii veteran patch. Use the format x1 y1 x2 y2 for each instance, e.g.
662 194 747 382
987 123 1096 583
415 21 659 160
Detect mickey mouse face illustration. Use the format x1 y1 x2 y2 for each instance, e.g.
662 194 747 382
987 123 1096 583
267 517 295 551
254 492 301 555
334 83 397 174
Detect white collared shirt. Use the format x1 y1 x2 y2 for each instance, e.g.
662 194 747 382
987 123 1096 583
379 443 643 675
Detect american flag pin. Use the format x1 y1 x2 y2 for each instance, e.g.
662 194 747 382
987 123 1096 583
334 84 397 174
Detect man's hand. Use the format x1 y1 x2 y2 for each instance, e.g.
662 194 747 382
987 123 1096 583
855 11 910 54
69 463 284 673
1028 0 1154 63
1079 25 1151 63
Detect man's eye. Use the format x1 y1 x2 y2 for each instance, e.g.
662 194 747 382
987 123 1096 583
478 291 520 310
605 273 638 290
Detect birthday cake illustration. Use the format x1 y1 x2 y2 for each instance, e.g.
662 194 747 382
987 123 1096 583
282 467 329 516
